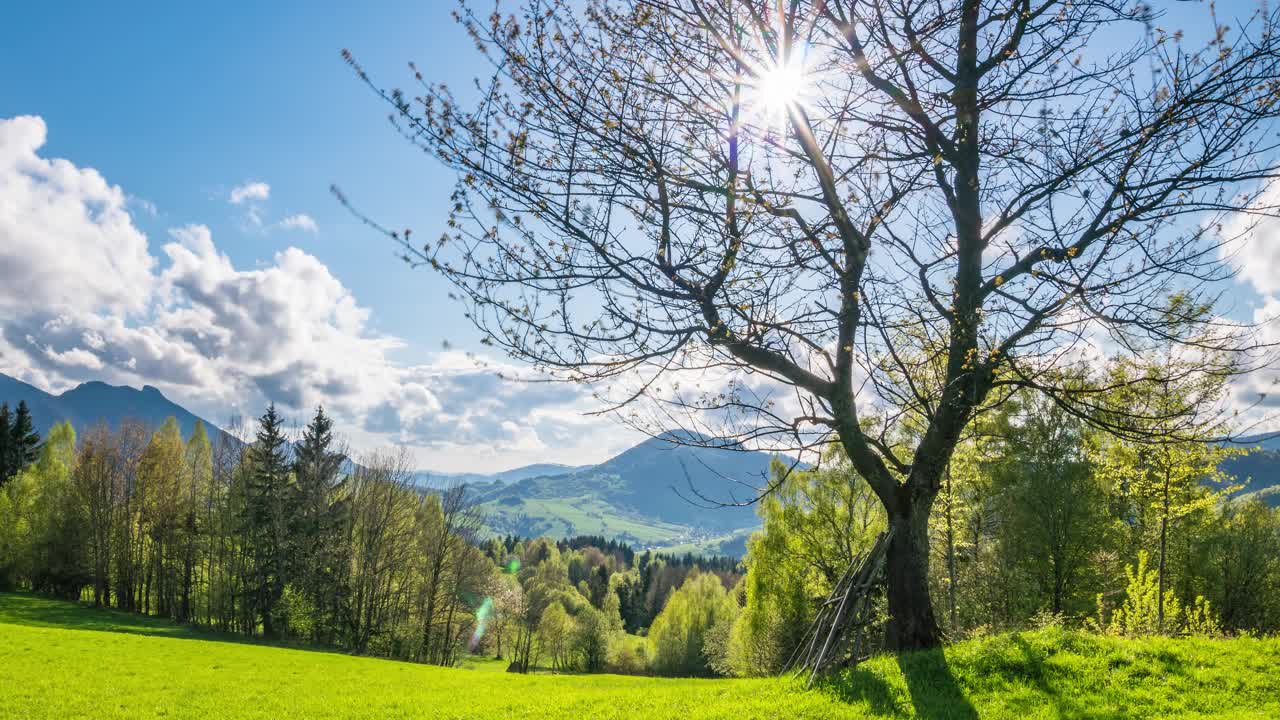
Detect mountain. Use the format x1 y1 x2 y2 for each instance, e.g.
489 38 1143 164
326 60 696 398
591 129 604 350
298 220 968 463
1221 433 1280 509
0 371 778 552
0 372 224 442
411 463 589 489
471 431 789 551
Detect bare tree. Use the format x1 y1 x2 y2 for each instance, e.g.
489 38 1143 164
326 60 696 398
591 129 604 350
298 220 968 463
346 0 1280 648
73 424 120 607
346 448 419 653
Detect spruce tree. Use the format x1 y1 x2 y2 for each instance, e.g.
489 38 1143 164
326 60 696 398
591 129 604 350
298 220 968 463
11 401 42 472
292 405 347 643
0 403 11 485
244 403 292 638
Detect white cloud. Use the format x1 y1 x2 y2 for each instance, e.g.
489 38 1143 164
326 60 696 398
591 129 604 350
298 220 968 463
228 180 270 205
278 213 318 233
0 115 632 472
0 115 155 315
1217 188 1280 429
1218 184 1280 296
42 345 105 371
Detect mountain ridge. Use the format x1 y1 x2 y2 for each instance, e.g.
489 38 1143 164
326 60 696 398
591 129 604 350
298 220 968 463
0 373 225 442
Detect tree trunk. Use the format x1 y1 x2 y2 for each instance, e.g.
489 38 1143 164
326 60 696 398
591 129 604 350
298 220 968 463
944 464 959 631
885 500 943 650
1157 466 1171 633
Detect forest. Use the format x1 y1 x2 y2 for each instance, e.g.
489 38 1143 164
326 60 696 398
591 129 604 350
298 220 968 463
2 344 1278 679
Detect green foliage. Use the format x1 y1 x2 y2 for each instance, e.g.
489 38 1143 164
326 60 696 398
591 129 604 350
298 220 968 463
648 571 737 676
989 393 1116 617
537 602 575 671
242 404 293 638
1194 500 1280 633
729 448 884 676
1094 550 1220 637
0 401 41 485
22 423 87 599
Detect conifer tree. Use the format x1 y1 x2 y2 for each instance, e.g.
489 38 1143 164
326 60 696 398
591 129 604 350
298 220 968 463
0 403 11 485
243 404 293 638
11 401 41 473
292 405 347 643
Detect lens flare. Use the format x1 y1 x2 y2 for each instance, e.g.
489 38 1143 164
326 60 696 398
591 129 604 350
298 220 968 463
470 597 494 651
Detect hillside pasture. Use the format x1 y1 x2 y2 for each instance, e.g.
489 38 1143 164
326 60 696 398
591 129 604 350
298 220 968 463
2 593 1278 719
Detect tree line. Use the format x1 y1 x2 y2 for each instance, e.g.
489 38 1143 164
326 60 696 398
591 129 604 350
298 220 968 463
0 404 745 673
0 405 493 665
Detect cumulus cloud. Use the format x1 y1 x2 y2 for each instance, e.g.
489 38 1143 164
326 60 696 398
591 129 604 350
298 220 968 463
0 115 627 471
1217 187 1280 427
278 213 318 233
1218 184 1280 297
0 115 154 315
228 180 270 205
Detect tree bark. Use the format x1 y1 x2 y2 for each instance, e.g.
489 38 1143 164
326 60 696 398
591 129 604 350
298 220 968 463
885 494 943 650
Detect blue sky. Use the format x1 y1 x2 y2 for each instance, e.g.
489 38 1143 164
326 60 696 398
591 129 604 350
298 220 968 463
3 1 474 353
1 1 1277 471
0 1 647 471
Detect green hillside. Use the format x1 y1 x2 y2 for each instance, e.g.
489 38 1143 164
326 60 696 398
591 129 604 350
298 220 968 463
3 593 1278 719
475 432 784 550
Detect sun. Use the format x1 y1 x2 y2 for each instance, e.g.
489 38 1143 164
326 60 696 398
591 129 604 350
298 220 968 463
755 60 806 113
743 47 814 131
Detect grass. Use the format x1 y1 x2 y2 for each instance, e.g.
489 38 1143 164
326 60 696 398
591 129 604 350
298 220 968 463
652 527 757 557
2 592 1278 719
479 495 695 546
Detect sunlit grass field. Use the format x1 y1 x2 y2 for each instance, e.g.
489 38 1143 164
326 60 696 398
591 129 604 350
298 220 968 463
2 592 1277 719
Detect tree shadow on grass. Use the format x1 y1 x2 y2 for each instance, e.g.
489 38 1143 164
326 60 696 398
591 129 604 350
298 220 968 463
894 648 979 720
0 592 198 638
0 591 328 657
818 648 977 719
818 665 906 717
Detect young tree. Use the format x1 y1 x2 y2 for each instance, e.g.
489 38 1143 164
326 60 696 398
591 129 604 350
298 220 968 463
417 483 485 665
348 0 1280 648
1099 341 1243 632
536 602 575 671
137 418 187 617
0 401 41 486
74 425 122 607
25 422 87 599
731 450 884 674
345 448 418 653
180 422 213 623
1199 500 1280 634
10 401 41 472
648 571 738 676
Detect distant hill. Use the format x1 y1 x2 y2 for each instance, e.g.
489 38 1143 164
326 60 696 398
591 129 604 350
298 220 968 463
0 371 779 553
470 431 789 551
1221 434 1280 508
0 372 225 441
411 463 589 489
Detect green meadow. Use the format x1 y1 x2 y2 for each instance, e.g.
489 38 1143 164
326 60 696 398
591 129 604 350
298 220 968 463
2 592 1277 719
